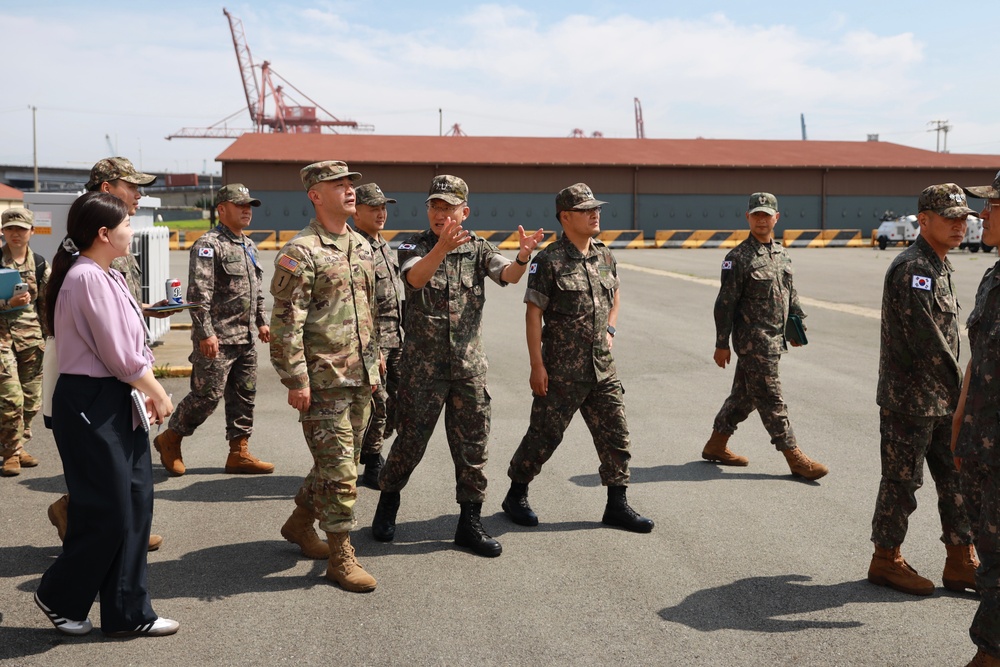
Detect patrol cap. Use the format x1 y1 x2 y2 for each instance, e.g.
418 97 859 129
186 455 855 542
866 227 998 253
962 170 1000 200
917 183 976 218
426 175 468 205
556 183 607 213
356 183 396 206
215 183 261 207
85 157 157 191
300 161 362 191
747 192 778 215
1 207 33 229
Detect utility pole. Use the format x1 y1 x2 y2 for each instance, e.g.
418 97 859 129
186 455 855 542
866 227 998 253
31 105 39 192
439 108 443 137
800 113 807 141
928 119 952 153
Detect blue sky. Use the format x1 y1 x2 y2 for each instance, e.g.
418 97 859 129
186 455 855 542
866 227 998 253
0 1 992 175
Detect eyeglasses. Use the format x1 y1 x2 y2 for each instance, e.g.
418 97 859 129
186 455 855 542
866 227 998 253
427 202 465 214
570 207 602 214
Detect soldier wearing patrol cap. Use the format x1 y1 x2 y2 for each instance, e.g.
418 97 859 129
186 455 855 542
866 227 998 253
371 174 544 558
153 184 274 478
350 183 404 490
1 207 49 476
702 192 828 479
270 160 380 592
868 183 978 599
502 183 653 533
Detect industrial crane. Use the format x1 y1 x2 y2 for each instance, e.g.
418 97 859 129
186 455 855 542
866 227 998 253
168 8 373 139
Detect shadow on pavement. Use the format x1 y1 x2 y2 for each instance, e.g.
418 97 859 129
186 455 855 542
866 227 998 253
152 474 300 503
659 574 919 632
570 460 810 487
0 622 95 662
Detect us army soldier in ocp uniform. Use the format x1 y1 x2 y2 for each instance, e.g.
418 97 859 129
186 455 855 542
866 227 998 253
153 184 274 477
271 160 380 593
867 183 978 598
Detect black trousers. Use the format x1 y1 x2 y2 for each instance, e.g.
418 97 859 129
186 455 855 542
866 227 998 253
36 374 156 633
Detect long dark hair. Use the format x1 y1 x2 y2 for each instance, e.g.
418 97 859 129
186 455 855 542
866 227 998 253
45 192 129 334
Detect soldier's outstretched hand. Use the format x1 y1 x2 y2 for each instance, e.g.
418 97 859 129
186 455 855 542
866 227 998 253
518 225 545 256
436 217 472 252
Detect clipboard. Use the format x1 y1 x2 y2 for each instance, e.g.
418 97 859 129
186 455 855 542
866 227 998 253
786 314 808 346
144 302 204 314
131 388 151 433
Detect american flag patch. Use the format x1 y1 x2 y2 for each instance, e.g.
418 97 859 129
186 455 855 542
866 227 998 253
722 260 733 270
912 275 931 291
198 247 213 258
278 255 299 272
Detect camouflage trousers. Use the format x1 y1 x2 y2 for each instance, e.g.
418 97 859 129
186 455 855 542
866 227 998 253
961 460 1000 657
508 373 631 487
14 344 43 445
168 343 257 441
712 354 796 450
295 386 372 534
870 408 973 548
0 344 23 458
361 346 401 460
379 373 491 504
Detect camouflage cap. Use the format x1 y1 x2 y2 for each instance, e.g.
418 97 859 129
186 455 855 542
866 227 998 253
962 170 1000 200
356 183 397 206
1 207 33 229
426 175 469 205
918 183 976 218
215 183 261 207
85 156 157 191
556 183 607 212
300 160 362 191
747 192 778 215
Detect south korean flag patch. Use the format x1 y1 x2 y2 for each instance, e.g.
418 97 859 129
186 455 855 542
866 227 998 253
912 275 932 291
398 243 417 251
198 247 214 258
529 262 538 274
722 260 733 270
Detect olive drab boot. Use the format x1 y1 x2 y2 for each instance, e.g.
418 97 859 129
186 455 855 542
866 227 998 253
782 446 829 481
153 428 185 476
965 648 1000 666
867 545 934 596
325 532 376 592
455 502 502 557
602 486 654 533
280 504 330 559
502 482 538 526
372 491 400 542
943 544 980 594
701 430 748 466
224 436 274 474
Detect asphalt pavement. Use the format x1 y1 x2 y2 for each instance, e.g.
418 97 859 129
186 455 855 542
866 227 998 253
1 244 997 666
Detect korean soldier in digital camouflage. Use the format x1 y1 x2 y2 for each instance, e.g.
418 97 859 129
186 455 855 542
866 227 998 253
270 160 380 593
47 157 167 552
702 192 828 480
867 183 978 598
952 171 1000 667
351 183 403 490
371 175 545 557
1 207 49 477
501 184 653 533
153 184 273 477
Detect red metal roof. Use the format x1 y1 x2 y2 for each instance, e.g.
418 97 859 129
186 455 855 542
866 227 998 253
216 133 1000 170
0 183 23 200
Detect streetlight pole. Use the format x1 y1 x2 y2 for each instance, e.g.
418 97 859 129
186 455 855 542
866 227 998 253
31 105 39 192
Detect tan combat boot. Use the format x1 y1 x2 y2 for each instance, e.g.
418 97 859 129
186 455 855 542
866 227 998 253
17 448 39 467
224 436 274 474
48 495 69 541
943 544 980 594
966 648 1000 666
701 430 748 466
782 446 829 480
867 545 934 596
2 455 20 477
325 531 377 592
153 428 185 476
280 504 330 559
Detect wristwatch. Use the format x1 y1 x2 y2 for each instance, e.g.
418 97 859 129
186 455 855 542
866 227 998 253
607 325 616 337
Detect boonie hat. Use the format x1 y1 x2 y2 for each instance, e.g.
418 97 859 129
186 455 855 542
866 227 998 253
300 161 362 191
86 157 157 191
748 192 778 215
1 207 33 229
215 183 261 207
356 183 396 206
918 183 976 218
556 183 607 213
962 170 1000 200
426 175 468 205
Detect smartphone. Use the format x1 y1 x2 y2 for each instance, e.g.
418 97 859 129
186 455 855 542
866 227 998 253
12 283 28 296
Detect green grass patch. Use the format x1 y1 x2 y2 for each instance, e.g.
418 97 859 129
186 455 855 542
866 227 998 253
156 219 212 231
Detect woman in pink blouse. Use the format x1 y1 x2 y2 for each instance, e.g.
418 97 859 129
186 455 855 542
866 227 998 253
34 192 177 638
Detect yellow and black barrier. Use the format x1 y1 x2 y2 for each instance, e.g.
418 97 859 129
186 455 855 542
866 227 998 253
596 230 645 248
247 230 278 250
655 230 749 248
783 229 864 248
177 230 207 250
168 230 180 250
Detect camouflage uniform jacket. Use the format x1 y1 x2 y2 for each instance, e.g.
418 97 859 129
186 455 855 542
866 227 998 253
524 234 618 382
110 252 143 305
269 219 379 392
877 235 962 417
0 246 50 348
356 229 403 350
714 235 804 357
187 225 266 346
398 229 510 381
956 261 1000 463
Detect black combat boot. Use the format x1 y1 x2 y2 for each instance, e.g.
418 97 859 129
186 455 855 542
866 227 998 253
455 502 502 557
360 453 384 491
501 482 538 526
371 491 400 542
601 486 654 533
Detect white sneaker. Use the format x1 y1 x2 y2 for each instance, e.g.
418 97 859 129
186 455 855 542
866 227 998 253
34 592 93 636
106 616 179 638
